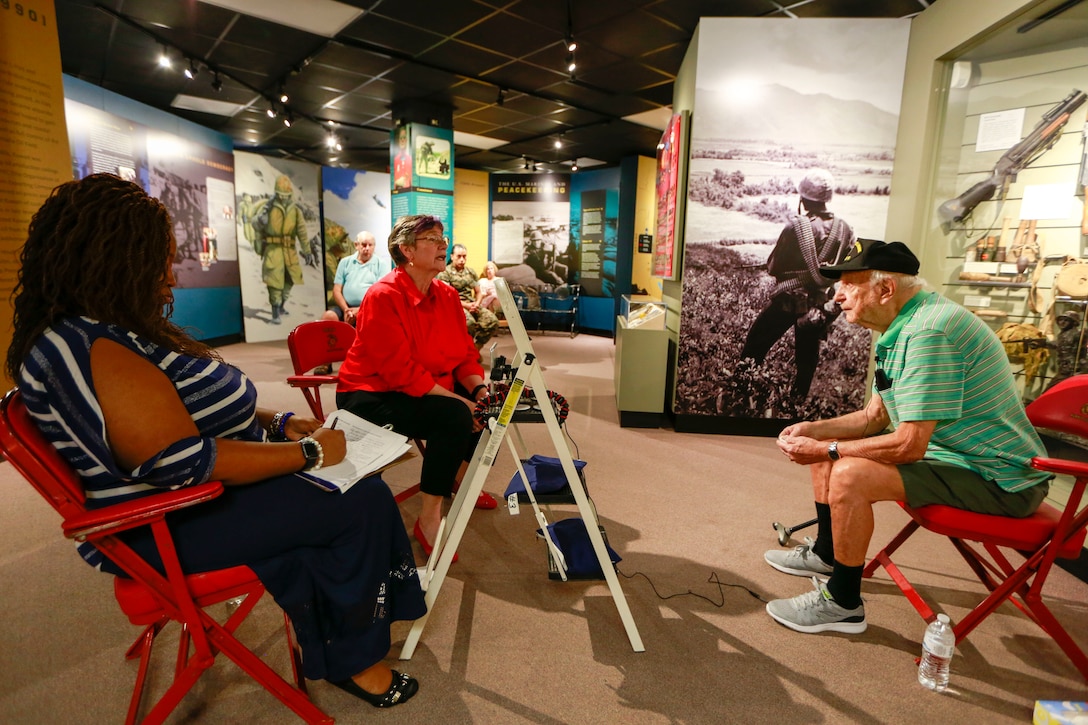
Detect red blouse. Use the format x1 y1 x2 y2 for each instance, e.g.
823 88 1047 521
336 267 483 397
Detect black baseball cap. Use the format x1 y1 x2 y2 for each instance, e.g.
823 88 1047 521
821 239 920 279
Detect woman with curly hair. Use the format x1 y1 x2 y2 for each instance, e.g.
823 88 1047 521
9 174 425 709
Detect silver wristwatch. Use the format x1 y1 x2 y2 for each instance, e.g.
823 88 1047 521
828 441 841 461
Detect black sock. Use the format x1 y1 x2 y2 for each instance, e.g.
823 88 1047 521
812 502 833 565
826 561 864 610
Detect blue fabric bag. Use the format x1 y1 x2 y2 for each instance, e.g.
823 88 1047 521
504 454 587 497
538 518 621 579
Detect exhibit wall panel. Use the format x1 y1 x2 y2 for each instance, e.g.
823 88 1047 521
321 166 392 307
490 174 571 288
63 76 242 342
631 155 661 300
0 1 70 387
234 152 324 342
453 167 490 272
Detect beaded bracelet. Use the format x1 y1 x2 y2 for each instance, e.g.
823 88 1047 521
269 411 295 440
277 411 295 439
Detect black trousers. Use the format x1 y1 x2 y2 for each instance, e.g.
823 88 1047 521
740 293 824 398
336 388 479 497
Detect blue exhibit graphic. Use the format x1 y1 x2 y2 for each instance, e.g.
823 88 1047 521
390 123 454 240
568 168 620 298
321 166 392 305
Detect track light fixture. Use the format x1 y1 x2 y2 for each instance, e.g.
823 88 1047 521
523 156 530 171
157 46 171 69
326 133 341 151
554 134 563 149
183 59 197 80
211 72 223 92
565 0 577 76
497 87 505 106
266 103 277 119
571 160 578 172
279 84 289 104
283 112 293 128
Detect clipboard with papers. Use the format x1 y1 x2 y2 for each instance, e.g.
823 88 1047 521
298 409 414 493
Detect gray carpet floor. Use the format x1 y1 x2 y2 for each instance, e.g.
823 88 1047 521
1 331 1085 724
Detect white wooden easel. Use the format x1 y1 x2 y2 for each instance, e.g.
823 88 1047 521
399 279 645 658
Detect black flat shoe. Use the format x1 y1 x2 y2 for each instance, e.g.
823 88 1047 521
331 670 418 708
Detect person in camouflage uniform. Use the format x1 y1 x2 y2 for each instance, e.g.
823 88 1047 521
437 242 498 348
257 175 308 325
323 219 354 307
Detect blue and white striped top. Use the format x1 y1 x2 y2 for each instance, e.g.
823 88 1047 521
19 316 265 568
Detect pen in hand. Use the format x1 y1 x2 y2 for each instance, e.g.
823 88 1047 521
329 418 339 431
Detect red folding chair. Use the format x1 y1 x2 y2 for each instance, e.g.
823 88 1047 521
0 390 332 724
286 319 356 421
863 376 1088 682
286 320 421 503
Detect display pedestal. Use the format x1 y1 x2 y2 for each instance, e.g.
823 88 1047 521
615 316 668 428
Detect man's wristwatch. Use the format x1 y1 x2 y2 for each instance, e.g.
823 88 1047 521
299 436 324 471
827 441 841 461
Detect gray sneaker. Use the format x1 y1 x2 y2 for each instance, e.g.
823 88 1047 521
764 537 833 577
766 576 867 634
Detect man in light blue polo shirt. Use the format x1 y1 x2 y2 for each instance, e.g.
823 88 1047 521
763 238 1049 635
323 231 392 326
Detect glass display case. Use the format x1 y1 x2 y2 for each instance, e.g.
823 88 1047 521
924 0 1088 399
620 295 666 330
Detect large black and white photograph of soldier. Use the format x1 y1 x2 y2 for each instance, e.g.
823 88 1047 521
491 200 572 287
234 151 324 342
674 18 910 425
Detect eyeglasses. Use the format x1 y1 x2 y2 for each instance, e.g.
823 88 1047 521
415 234 446 246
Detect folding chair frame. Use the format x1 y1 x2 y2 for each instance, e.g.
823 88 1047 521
862 377 1088 682
0 390 333 724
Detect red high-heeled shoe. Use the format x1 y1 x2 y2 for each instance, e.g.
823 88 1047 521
414 520 458 563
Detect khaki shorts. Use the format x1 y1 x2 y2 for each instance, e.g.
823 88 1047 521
898 460 1049 518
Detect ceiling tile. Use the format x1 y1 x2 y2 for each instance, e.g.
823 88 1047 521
415 39 511 76
337 14 445 55
54 0 944 173
309 43 398 78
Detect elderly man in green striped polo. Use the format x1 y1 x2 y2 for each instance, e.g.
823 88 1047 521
764 238 1050 635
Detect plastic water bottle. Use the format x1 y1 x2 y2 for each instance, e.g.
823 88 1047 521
918 614 955 691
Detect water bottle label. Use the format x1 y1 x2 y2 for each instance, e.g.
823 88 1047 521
923 635 954 659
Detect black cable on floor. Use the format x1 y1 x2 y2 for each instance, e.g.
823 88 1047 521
616 566 769 606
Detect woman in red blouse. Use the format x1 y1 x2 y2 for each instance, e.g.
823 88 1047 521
336 215 496 557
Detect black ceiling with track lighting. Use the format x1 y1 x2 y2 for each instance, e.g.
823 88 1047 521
55 0 937 174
